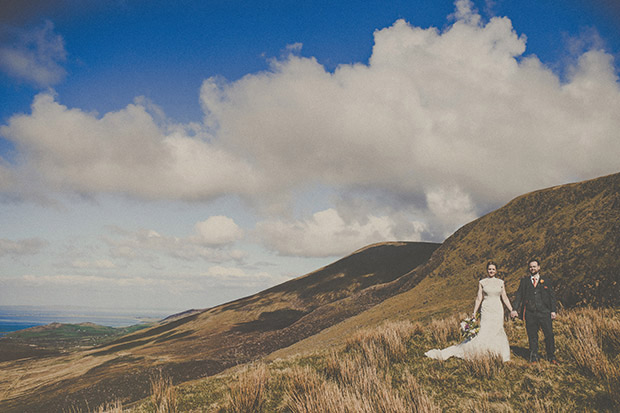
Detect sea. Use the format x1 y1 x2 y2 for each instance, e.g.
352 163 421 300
0 305 174 336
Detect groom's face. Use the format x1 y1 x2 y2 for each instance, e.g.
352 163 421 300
529 261 540 275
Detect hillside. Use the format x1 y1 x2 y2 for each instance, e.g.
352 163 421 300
0 242 439 412
408 171 619 306
399 170 620 313
269 172 620 360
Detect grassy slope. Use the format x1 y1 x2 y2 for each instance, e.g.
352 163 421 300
269 172 620 360
129 307 620 412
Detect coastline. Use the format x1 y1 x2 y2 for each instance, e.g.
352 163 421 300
0 305 174 335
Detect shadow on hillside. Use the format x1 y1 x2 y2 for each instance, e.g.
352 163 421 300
233 309 308 333
0 342 61 362
288 243 441 301
90 314 200 356
219 243 441 312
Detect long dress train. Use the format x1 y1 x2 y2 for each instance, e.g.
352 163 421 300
424 277 510 361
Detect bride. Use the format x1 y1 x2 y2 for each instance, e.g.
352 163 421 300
425 261 514 362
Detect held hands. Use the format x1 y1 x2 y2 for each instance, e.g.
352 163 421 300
507 310 554 319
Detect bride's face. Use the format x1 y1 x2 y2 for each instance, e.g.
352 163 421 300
487 265 497 277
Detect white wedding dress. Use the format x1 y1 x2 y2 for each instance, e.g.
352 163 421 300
425 277 510 362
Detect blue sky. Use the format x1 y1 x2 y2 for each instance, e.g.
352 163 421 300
1 0 619 313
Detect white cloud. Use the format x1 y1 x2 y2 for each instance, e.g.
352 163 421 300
21 273 137 286
285 42 303 54
13 264 285 301
0 93 257 201
70 259 117 269
0 20 67 87
0 237 48 256
18 273 198 295
198 7 620 209
450 0 481 25
193 216 244 245
105 216 246 263
202 265 289 288
204 265 247 278
256 208 426 257
7 266 286 308
425 186 478 237
0 161 15 191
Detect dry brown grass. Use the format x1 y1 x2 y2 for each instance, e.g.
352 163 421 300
65 399 124 413
400 370 442 413
282 320 440 413
346 336 390 373
428 314 461 347
561 308 620 408
123 307 620 412
463 351 504 379
225 363 270 413
346 321 419 361
562 309 616 377
92 399 124 413
519 395 575 413
284 360 439 413
150 371 178 413
564 314 609 377
337 320 421 374
605 364 620 408
284 364 367 413
461 393 513 413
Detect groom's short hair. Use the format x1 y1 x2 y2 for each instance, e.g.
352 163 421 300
528 258 541 266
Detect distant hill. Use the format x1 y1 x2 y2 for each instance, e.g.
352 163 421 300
0 322 152 362
0 172 617 412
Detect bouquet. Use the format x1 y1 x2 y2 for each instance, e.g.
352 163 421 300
460 315 480 341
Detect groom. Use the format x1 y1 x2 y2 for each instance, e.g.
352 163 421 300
510 259 557 363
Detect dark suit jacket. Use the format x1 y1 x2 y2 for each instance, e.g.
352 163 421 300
513 275 557 319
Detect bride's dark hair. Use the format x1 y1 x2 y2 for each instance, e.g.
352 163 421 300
486 261 504 279
487 261 498 269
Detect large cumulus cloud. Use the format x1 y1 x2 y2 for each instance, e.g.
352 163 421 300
201 6 619 207
0 93 258 200
1 0 619 251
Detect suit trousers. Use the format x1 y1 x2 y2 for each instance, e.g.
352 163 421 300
525 311 555 360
